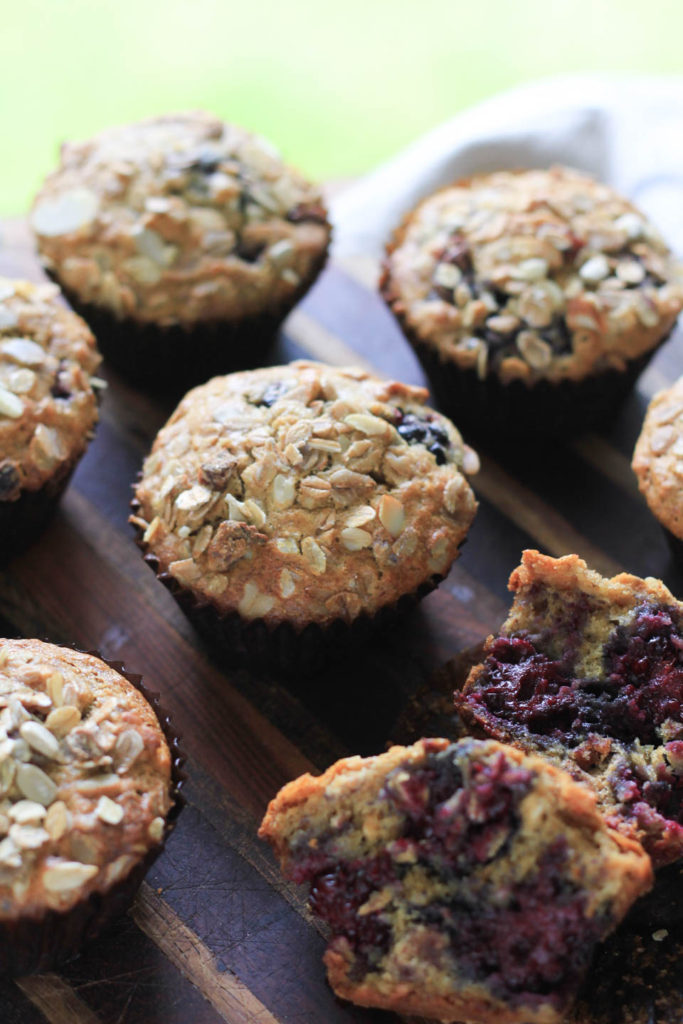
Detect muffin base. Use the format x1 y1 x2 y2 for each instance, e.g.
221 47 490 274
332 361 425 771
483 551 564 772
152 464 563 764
50 251 328 394
143 548 444 676
0 457 79 567
404 331 668 440
0 656 185 976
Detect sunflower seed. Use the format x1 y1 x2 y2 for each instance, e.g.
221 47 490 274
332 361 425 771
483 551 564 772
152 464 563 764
96 795 124 825
20 720 61 760
31 188 99 236
15 762 57 806
113 729 144 770
378 494 405 536
0 387 23 419
340 527 373 551
45 705 81 738
42 861 99 892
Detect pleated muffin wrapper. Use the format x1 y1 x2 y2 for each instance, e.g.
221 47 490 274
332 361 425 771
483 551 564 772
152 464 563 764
49 246 329 396
131 492 452 675
396 322 671 442
0 454 79 567
661 524 683 574
0 650 186 976
141 547 445 676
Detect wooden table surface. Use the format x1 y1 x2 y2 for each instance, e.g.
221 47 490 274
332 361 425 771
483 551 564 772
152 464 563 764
0 215 682 1024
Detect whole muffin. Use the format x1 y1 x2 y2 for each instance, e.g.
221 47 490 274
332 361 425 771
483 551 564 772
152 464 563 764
632 376 683 564
131 360 479 671
0 277 101 561
31 112 331 389
259 736 651 1024
455 549 683 867
381 166 683 437
0 639 182 974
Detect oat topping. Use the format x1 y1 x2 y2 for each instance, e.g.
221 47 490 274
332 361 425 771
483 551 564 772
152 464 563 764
133 361 479 628
382 167 683 384
633 377 683 539
0 641 172 917
0 278 101 497
32 112 331 327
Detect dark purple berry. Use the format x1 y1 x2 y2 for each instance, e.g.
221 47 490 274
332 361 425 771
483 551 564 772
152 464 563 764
255 381 290 408
396 412 451 464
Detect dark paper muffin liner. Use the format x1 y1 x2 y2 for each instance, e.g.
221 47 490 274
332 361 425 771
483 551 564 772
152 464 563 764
0 651 186 976
49 248 328 395
145 548 444 676
663 524 683 572
0 456 78 567
130 500 447 674
402 327 670 441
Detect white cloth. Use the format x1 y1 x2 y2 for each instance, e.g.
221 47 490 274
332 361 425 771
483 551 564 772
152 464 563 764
330 74 683 261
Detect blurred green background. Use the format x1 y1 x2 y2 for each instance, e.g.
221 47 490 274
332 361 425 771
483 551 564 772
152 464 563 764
0 0 679 215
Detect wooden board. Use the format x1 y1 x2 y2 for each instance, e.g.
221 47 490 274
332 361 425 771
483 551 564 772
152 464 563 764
0 215 682 1024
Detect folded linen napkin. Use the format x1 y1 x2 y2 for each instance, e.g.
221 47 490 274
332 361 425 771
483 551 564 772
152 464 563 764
330 73 683 263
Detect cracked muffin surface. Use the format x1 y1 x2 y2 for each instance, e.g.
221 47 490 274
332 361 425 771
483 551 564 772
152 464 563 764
259 737 651 1024
381 167 683 385
456 550 683 867
0 277 101 498
31 111 330 327
132 360 479 628
0 640 173 918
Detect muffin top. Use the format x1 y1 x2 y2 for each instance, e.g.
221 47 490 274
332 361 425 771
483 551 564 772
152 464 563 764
381 167 683 384
0 640 173 918
632 377 683 539
0 278 101 498
31 112 331 327
132 361 479 628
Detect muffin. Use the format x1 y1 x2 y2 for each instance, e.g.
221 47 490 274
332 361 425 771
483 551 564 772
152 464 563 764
259 737 651 1024
0 639 182 974
381 167 683 437
0 277 101 562
31 111 331 390
455 550 683 867
632 376 683 563
131 360 479 672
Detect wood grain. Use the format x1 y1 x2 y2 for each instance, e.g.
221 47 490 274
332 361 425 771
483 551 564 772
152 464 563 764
1 218 682 1024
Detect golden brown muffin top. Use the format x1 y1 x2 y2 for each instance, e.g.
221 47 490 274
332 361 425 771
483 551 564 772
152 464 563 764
381 167 683 384
632 376 683 539
31 112 331 327
0 640 173 918
0 278 101 497
132 361 479 628
260 737 651 1024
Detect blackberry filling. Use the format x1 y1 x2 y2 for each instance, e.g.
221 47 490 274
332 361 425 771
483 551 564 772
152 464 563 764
310 853 395 977
301 747 533 982
50 359 72 400
460 602 683 748
234 239 267 263
385 746 532 870
252 381 290 408
457 602 683 859
0 462 20 500
423 841 603 1007
430 233 479 305
287 201 328 225
394 410 450 464
187 147 222 175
